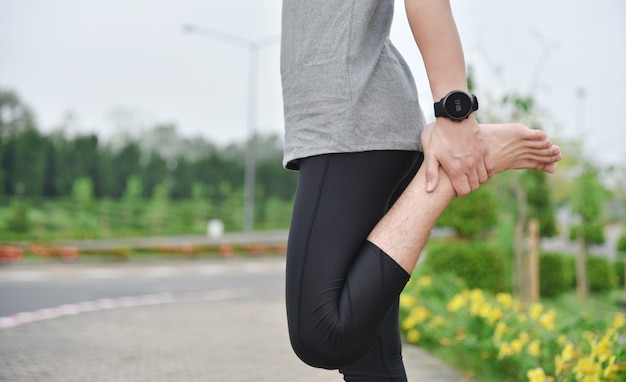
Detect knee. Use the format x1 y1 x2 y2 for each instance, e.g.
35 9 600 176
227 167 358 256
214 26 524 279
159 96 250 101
288 324 371 370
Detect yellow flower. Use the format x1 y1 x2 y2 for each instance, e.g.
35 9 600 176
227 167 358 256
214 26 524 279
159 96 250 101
528 339 541 357
575 356 601 379
400 294 416 308
428 315 446 329
401 316 417 330
469 289 485 303
555 355 564 376
487 307 503 325
498 342 514 359
526 367 547 382
609 313 625 333
416 275 432 287
439 338 453 346
446 294 467 312
478 303 492 319
613 362 626 372
580 376 599 382
539 309 556 331
410 306 431 324
517 313 528 323
529 303 543 320
562 342 575 362
406 329 421 343
603 355 616 380
494 321 509 343
469 289 486 316
511 338 524 354
518 331 530 344
592 335 611 362
557 335 568 347
496 293 513 310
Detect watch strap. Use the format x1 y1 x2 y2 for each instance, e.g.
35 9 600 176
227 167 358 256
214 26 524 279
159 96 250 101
434 99 446 118
471 94 479 113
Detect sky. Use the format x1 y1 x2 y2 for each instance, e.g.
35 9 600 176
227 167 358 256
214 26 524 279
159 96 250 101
1 0 625 165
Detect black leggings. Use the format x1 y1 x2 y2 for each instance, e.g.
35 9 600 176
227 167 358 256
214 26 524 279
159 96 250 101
286 150 423 381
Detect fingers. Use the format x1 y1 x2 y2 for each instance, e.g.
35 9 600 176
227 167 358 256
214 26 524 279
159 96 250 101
485 152 496 178
466 167 480 196
453 154 491 198
424 153 440 192
477 156 490 184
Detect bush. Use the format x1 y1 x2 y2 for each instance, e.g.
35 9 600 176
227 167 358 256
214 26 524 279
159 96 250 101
617 234 626 253
436 187 497 239
563 254 577 288
539 253 571 298
613 260 624 289
587 256 615 293
424 241 507 293
399 276 626 382
568 224 605 245
5 198 31 233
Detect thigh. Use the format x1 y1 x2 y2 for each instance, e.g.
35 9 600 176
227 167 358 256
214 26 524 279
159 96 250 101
285 150 421 366
286 150 420 301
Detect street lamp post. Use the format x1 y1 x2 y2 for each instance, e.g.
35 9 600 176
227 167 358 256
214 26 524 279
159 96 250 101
183 24 280 232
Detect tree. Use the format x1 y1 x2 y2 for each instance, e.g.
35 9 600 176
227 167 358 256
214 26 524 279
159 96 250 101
41 139 60 197
523 169 557 237
122 175 144 228
571 161 608 303
72 177 94 210
13 127 47 197
0 89 41 197
146 180 172 234
140 152 169 198
170 156 193 199
111 141 141 198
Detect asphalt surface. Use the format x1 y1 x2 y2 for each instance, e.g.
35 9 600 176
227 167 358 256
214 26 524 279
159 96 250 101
0 258 471 382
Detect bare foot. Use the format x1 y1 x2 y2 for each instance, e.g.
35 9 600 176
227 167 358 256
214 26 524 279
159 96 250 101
421 123 562 174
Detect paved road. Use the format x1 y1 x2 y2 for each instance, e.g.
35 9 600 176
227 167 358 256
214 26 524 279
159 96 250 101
0 258 471 381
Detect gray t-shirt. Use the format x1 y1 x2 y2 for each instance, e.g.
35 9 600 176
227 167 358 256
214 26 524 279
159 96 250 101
281 0 426 170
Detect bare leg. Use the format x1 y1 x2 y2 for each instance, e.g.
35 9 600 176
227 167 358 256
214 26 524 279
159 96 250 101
368 123 561 273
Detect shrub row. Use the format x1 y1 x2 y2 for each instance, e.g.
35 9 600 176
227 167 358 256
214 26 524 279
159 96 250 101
424 242 622 297
424 241 507 293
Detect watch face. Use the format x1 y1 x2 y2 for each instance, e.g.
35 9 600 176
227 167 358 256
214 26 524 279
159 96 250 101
444 91 472 120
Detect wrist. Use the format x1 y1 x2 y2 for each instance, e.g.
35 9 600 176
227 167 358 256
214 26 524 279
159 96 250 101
436 114 478 131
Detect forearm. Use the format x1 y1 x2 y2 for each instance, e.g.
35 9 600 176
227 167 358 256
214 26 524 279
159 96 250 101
404 0 468 100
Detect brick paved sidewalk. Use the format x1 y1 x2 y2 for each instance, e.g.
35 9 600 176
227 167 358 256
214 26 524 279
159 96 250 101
0 297 470 381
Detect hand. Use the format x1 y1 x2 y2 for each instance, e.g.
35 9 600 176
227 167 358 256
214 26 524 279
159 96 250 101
424 117 495 197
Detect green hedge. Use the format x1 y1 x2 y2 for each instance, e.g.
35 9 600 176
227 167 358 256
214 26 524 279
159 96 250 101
587 256 615 293
539 253 571 298
615 260 625 288
541 253 619 293
617 234 626 252
564 255 577 288
423 241 506 293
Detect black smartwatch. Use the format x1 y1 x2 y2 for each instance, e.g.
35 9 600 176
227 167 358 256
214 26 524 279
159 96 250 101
434 90 479 121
